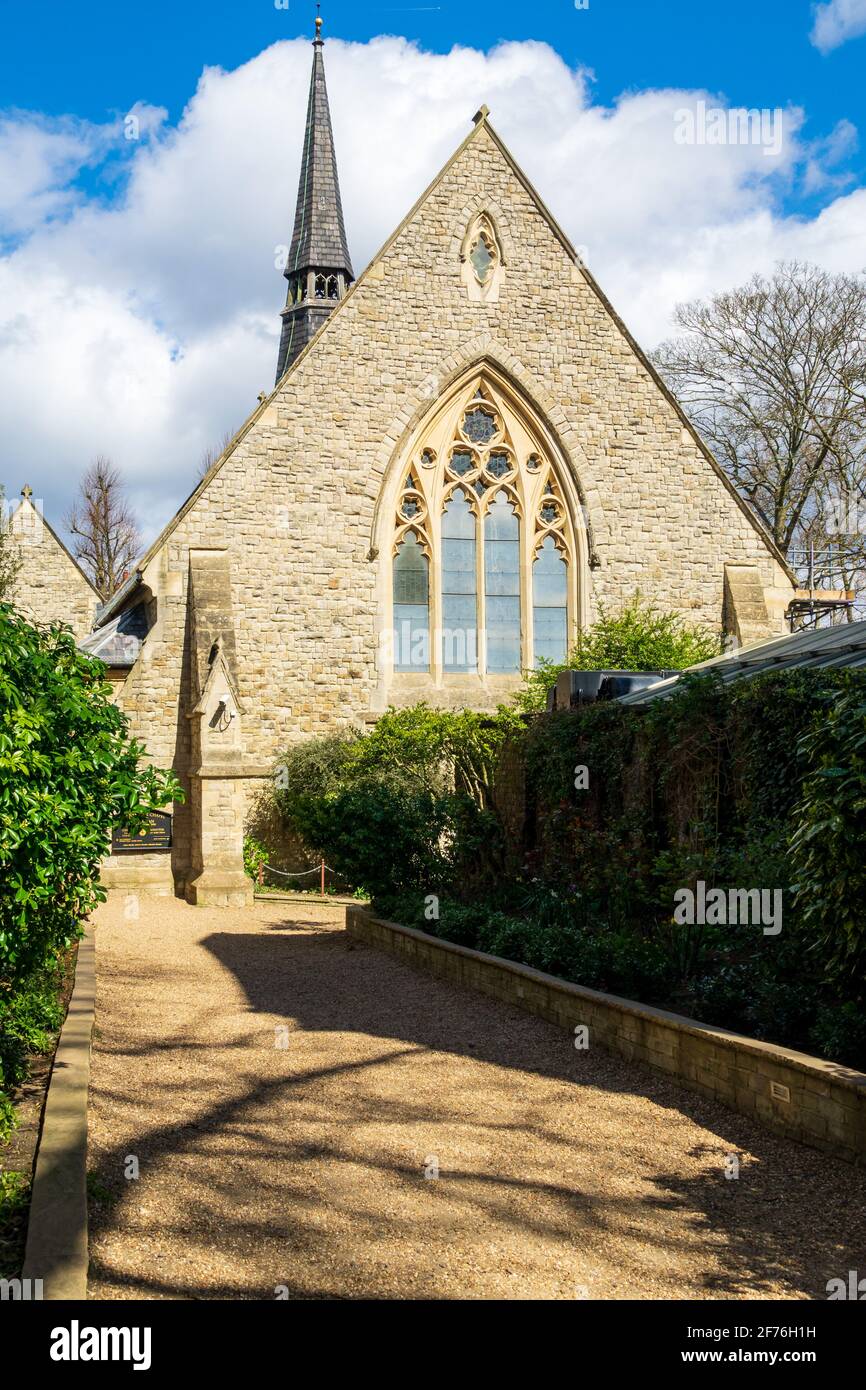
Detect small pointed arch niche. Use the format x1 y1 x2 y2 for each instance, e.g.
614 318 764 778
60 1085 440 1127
460 211 505 303
381 366 587 683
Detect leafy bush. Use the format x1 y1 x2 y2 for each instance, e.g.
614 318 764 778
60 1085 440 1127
0 606 182 988
516 592 721 711
271 705 520 898
0 606 181 1138
243 836 270 882
790 683 866 983
809 1001 866 1071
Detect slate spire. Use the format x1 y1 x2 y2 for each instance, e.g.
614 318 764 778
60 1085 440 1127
275 9 354 382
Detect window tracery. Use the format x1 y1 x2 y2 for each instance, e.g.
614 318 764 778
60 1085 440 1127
390 377 574 676
460 212 505 303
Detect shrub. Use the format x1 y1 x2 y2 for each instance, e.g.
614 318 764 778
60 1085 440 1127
0 606 181 988
516 593 721 711
0 962 66 1141
271 705 520 898
809 1001 866 1071
243 836 270 882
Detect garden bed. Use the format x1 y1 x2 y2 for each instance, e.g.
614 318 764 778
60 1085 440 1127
0 946 77 1280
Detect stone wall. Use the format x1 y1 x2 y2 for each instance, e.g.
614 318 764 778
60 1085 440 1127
347 907 866 1165
7 495 98 641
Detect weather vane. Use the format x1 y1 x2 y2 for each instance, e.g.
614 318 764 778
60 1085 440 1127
315 3 322 38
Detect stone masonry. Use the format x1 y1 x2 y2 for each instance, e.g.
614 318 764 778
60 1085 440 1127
6 487 99 640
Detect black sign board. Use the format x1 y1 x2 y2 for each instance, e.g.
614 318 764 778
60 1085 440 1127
111 810 173 855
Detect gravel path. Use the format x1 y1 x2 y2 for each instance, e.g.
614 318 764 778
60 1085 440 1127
87 895 865 1300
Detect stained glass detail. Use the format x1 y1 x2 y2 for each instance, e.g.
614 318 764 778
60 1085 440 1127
462 409 497 444
533 535 567 666
450 450 474 476
487 452 511 479
470 236 493 284
393 379 572 680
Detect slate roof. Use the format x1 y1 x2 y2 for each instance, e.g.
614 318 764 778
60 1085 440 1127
286 30 353 278
78 603 149 667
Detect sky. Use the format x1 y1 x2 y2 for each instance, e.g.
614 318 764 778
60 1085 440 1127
1 0 865 546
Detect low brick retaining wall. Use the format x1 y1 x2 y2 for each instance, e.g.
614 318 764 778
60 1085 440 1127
347 907 866 1165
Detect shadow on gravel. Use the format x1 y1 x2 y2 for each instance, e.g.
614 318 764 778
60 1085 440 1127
203 926 865 1300
86 919 866 1301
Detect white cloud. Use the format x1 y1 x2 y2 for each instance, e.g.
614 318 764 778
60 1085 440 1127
811 0 866 53
0 36 864 549
0 114 101 236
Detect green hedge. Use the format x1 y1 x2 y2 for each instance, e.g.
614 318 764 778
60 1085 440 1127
265 670 866 1069
0 605 181 1136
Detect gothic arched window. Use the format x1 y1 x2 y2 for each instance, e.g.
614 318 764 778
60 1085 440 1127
441 488 477 673
532 534 568 665
460 212 504 302
389 376 576 679
393 530 429 672
485 490 520 673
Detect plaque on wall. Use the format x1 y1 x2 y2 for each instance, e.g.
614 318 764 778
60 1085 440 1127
111 810 173 855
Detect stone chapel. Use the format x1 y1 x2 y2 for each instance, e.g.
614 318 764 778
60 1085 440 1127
76 19 794 903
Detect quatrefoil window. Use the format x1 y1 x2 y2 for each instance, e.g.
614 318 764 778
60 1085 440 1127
486 452 512 480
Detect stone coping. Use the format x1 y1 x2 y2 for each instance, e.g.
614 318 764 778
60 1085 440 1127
22 924 96 1300
347 908 866 1163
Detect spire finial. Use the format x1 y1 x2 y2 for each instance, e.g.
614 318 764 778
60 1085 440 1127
315 3 322 40
21 483 32 500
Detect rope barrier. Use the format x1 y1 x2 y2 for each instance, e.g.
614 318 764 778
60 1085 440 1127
262 864 324 878
257 861 346 896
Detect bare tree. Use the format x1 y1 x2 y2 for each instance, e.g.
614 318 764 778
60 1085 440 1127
66 458 142 601
653 262 866 566
197 431 235 481
0 486 22 601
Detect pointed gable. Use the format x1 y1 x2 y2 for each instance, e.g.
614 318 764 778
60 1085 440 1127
6 486 99 640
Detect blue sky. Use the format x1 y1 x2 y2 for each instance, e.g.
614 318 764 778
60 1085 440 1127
1 3 862 141
1 0 865 540
1 1 864 217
